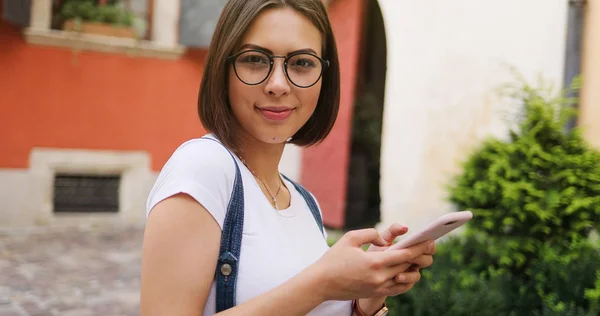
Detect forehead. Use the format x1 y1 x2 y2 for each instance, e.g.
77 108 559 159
240 7 322 55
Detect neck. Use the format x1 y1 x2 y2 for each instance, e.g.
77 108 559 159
234 134 286 187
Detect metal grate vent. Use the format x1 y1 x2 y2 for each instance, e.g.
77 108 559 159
53 174 120 213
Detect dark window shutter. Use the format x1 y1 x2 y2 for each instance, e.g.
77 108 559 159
2 0 31 27
178 0 228 48
53 174 121 213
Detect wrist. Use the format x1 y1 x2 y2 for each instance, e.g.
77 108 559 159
356 297 387 316
301 263 331 303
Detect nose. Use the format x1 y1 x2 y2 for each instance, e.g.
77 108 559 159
264 59 291 97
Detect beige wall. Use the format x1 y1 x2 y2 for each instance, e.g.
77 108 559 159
580 0 600 149
377 0 568 234
0 149 155 229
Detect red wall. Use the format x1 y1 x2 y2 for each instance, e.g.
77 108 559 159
0 21 207 171
0 0 364 229
302 0 365 228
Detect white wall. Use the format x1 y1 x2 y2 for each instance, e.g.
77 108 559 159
151 0 181 46
0 169 31 226
377 0 568 235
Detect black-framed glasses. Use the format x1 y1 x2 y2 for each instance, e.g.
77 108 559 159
227 50 329 88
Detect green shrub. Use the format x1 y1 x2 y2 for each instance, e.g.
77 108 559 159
388 77 600 315
388 237 514 316
585 270 600 312
58 0 134 27
448 77 599 274
530 239 600 314
448 77 600 272
389 236 600 316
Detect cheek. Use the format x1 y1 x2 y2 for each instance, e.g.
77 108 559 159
228 69 243 105
228 67 265 108
299 83 322 113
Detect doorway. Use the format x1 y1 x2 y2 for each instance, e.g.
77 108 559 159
344 0 387 229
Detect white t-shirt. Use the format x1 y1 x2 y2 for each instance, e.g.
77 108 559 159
146 135 352 316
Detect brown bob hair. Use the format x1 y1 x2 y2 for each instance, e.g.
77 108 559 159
198 0 341 151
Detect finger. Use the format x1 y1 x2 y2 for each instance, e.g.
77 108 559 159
381 282 416 297
410 254 434 269
384 262 412 278
340 228 387 248
394 254 433 273
380 223 408 244
379 271 422 289
395 271 422 284
428 242 437 255
406 264 420 272
405 240 435 255
383 259 420 279
381 240 435 265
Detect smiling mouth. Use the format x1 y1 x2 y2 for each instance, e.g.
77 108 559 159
256 106 294 121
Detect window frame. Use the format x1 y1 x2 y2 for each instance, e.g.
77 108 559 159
23 0 184 60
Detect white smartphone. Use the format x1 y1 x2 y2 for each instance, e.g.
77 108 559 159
386 211 473 251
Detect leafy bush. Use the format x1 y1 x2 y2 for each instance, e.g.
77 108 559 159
388 77 600 315
448 77 600 272
531 239 600 314
388 236 600 316
387 237 513 316
58 0 134 27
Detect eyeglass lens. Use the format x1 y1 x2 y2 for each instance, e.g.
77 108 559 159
233 51 323 87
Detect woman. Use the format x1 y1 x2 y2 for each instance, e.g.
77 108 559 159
140 0 436 315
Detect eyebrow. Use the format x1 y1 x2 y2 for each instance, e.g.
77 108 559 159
238 43 318 56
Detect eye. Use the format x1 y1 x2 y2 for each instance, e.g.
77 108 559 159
291 58 316 68
238 53 269 65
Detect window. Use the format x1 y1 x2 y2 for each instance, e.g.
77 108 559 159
54 174 121 213
28 147 150 225
13 0 184 59
50 0 149 40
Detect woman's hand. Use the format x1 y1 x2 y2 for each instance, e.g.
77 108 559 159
358 224 436 315
310 228 436 303
368 223 436 274
366 223 408 253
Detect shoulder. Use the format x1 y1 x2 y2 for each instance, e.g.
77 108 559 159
165 137 235 173
146 136 238 225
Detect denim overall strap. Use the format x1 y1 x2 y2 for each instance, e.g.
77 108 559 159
281 174 325 238
201 137 244 312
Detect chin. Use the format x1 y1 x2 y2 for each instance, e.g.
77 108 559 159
258 134 291 145
251 128 295 145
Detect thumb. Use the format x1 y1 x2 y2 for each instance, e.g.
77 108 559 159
340 228 388 248
380 223 408 244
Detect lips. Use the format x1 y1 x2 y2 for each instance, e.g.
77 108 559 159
256 106 294 121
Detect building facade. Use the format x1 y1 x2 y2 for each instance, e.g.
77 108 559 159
2 0 597 233
0 0 364 229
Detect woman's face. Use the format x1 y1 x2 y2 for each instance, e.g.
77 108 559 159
228 7 323 145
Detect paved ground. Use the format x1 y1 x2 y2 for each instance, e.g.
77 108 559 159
0 225 144 316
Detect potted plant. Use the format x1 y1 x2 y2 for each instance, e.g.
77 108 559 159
57 0 137 39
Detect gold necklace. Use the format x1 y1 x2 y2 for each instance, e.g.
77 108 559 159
236 155 282 210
